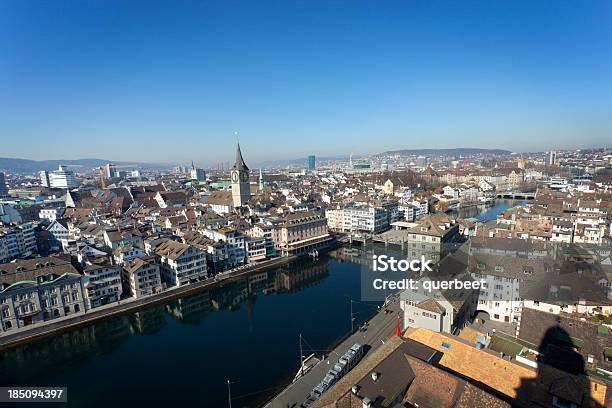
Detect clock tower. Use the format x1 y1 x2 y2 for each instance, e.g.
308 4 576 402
231 143 251 207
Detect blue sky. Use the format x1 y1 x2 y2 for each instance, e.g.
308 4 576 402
1 1 611 165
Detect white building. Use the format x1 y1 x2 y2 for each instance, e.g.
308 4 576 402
326 202 389 233
81 260 123 308
0 221 38 261
49 165 78 189
200 227 246 266
245 236 267 262
39 207 64 223
155 239 208 286
469 253 550 325
122 257 163 298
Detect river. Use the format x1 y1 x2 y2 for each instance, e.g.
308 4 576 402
0 200 520 408
450 198 526 221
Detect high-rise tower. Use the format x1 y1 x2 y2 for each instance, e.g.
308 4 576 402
231 143 251 207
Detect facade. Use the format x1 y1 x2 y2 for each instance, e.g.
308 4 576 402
39 207 64 222
200 227 246 266
0 221 38 261
230 143 251 207
406 214 461 264
308 155 316 170
49 165 78 189
547 150 558 166
47 219 70 250
326 202 389 233
190 163 206 182
399 199 429 222
39 170 50 188
0 172 7 197
272 211 331 255
245 236 267 262
0 257 86 333
113 244 146 265
82 260 123 308
155 239 208 286
205 191 234 215
400 273 477 334
122 256 163 298
246 223 276 257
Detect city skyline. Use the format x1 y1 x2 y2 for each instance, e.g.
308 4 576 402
2 1 612 162
0 144 607 170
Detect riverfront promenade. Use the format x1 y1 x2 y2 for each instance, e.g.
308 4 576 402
263 294 401 408
0 255 295 351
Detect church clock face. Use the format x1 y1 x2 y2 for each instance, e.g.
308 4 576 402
240 171 249 182
231 171 239 183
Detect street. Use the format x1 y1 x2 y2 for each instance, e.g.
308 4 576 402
263 295 401 408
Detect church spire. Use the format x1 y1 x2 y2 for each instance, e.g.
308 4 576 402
232 143 249 171
258 168 265 192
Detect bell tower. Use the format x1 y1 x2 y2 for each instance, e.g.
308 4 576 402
231 143 251 207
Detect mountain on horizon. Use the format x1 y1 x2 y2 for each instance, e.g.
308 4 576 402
0 157 169 173
378 148 512 156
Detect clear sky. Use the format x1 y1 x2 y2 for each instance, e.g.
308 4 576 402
1 1 611 165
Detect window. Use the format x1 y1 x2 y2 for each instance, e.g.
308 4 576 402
422 311 437 319
495 265 504 272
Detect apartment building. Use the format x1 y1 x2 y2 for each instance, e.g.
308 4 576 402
273 211 331 256
0 257 86 333
200 227 246 266
405 214 461 264
326 202 388 233
0 221 38 261
81 259 123 308
122 256 163 298
155 239 208 287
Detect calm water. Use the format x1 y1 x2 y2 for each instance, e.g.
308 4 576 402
451 199 525 221
0 202 514 408
1 249 383 408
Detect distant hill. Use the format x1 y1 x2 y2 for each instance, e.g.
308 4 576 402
0 157 169 173
255 155 352 168
378 148 512 157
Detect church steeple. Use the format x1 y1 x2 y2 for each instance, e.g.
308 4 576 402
233 143 249 171
231 142 251 207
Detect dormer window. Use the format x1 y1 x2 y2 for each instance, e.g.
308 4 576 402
495 265 504 273
523 266 533 275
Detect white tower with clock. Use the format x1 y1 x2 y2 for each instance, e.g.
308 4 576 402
231 143 251 207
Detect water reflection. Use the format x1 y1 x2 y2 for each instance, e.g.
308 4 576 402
1 257 330 384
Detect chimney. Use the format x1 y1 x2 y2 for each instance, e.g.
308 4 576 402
351 385 359 395
371 372 379 382
362 397 372 408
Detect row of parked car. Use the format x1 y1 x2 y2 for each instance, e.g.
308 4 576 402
301 343 365 407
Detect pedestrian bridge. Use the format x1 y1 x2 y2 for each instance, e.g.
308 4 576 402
495 191 536 200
